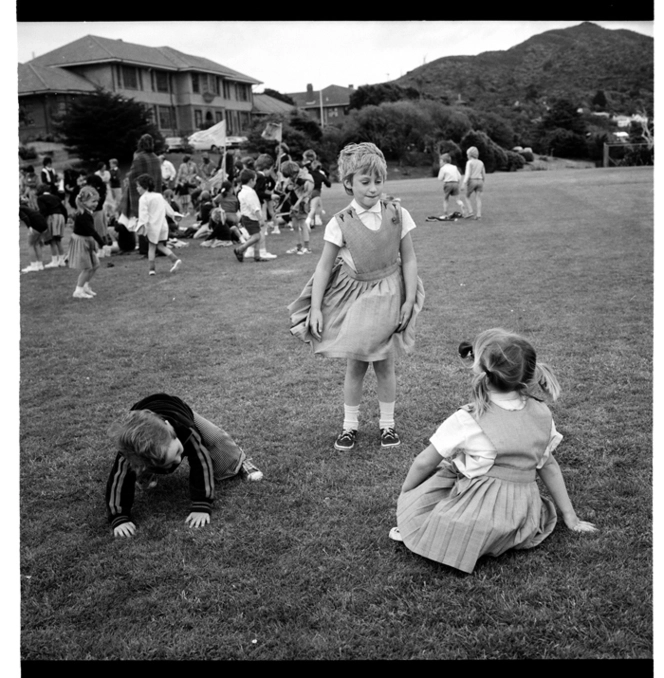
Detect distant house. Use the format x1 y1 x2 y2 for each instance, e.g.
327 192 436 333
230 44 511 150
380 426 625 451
18 34 262 143
252 93 295 118
287 84 354 126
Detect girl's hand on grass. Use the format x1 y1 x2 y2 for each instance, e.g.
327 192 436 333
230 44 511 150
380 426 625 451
396 301 414 333
185 512 210 528
309 309 324 341
564 514 598 532
114 522 137 538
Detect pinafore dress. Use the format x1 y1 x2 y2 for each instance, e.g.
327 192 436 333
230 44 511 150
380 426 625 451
396 398 558 573
288 201 425 362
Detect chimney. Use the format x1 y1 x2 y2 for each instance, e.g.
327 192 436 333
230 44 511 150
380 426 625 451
307 84 313 96
349 85 354 90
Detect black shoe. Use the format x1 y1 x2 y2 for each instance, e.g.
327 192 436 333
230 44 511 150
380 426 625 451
334 429 357 451
381 428 401 448
234 248 244 263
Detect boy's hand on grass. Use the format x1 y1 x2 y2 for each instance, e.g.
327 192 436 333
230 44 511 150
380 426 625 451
114 522 137 538
185 512 210 528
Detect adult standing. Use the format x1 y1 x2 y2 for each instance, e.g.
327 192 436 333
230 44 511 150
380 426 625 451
159 153 177 191
119 133 162 254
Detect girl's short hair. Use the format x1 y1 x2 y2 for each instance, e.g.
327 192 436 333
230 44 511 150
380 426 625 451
440 153 451 164
303 149 317 162
459 328 561 416
136 174 155 191
337 142 387 195
76 185 100 208
109 158 118 165
280 161 300 178
467 146 479 159
210 207 224 222
163 188 175 200
107 410 173 475
182 155 191 163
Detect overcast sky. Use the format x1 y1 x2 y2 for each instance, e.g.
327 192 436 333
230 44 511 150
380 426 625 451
16 20 654 95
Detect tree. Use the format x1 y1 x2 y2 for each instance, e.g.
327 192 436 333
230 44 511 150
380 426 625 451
591 89 607 110
539 98 586 136
55 89 163 165
348 83 420 111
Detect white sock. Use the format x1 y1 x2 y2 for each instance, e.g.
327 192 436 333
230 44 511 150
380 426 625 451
379 401 395 430
343 404 360 431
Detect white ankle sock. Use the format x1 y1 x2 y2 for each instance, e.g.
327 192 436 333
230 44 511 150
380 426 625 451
343 404 360 431
379 401 395 430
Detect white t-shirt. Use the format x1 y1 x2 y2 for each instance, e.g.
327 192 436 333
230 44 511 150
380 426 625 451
238 185 261 220
437 163 461 183
323 199 416 271
429 394 562 478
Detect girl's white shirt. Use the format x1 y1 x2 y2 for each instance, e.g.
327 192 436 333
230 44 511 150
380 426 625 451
138 191 174 230
429 393 562 478
323 198 416 271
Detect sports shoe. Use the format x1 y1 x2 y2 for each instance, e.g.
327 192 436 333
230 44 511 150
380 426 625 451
334 429 357 451
234 248 244 263
271 227 281 234
83 285 97 296
149 270 156 276
380 428 401 448
72 288 94 299
170 259 182 273
389 527 404 542
200 240 212 247
259 252 278 259
240 458 264 481
299 247 313 255
44 259 60 269
286 246 302 254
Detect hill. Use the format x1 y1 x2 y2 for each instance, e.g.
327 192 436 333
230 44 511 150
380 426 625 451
393 22 653 116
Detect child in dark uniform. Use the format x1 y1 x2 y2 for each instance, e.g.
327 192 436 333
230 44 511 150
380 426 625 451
105 393 263 537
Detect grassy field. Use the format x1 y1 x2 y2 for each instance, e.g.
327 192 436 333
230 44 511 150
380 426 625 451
18 166 653 661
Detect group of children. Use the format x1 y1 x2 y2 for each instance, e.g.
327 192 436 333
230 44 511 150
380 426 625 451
106 141 596 576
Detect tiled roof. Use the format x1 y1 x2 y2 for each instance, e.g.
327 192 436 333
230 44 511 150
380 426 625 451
28 34 261 84
288 84 352 108
18 62 97 96
252 93 295 115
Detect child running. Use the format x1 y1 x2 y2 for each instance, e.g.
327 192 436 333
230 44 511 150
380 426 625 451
432 152 466 220
281 161 314 255
136 174 182 276
391 328 597 573
105 392 263 537
68 186 104 299
288 142 425 451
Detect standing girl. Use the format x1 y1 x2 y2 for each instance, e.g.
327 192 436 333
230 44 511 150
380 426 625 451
281 161 314 255
136 174 182 276
68 186 104 299
392 328 597 573
461 146 486 220
288 142 425 451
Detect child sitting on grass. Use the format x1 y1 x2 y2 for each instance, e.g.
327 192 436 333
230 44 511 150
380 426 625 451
105 393 263 537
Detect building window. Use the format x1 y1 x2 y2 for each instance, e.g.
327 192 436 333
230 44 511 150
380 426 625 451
155 71 169 93
194 109 203 128
223 80 232 100
209 75 219 96
215 111 223 124
329 108 338 118
237 84 249 102
158 106 175 129
122 66 140 90
192 73 200 94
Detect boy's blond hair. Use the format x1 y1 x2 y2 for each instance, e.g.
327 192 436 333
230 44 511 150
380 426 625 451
337 142 387 195
108 410 173 474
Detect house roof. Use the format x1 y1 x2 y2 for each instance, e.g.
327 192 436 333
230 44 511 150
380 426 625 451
18 62 97 96
27 34 261 85
288 84 352 108
252 93 295 116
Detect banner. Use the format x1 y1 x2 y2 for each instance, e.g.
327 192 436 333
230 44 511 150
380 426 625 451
190 119 226 147
261 122 283 142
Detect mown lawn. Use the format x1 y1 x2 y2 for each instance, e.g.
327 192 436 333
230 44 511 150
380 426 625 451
18 166 653 661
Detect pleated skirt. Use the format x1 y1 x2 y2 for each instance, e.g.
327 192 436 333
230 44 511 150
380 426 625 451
288 260 425 362
47 213 65 238
67 234 99 270
396 460 557 573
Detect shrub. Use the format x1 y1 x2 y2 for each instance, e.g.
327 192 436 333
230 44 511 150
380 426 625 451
505 150 526 171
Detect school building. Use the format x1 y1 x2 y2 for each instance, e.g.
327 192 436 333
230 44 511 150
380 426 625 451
18 35 262 144
286 84 354 127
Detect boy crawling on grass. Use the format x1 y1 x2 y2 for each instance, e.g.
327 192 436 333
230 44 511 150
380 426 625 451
105 393 263 537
